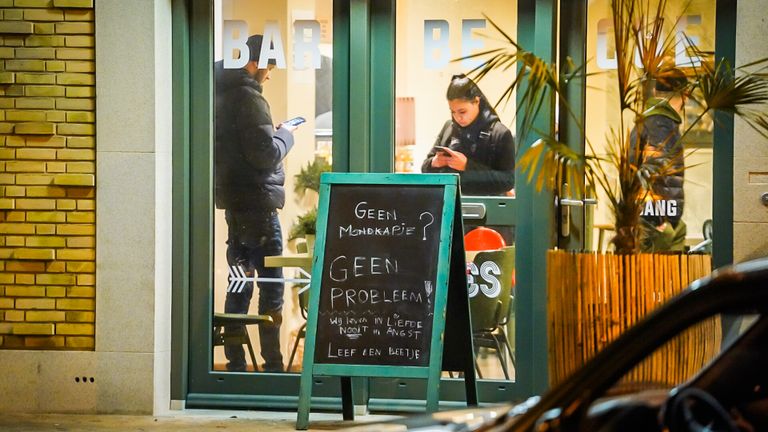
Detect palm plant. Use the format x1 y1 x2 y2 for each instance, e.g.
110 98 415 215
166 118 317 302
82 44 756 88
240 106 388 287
469 0 768 253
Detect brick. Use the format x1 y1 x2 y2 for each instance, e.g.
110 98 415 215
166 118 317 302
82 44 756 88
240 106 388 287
14 122 56 135
26 186 66 197
64 35 93 47
15 97 55 109
0 0 11 6
64 87 94 98
57 73 93 85
26 336 66 348
65 162 94 173
56 199 76 209
64 9 93 21
76 200 93 210
65 311 93 322
11 323 55 335
6 236 25 246
64 60 93 73
36 273 75 285
16 148 56 160
56 123 93 135
46 60 65 72
66 237 96 248
15 73 54 85
66 286 93 298
24 9 64 21
26 310 66 322
56 48 93 60
15 174 54 185
45 261 65 272
0 298 14 308
0 98 15 108
54 22 93 34
1 335 26 348
0 173 16 184
28 211 66 222
6 260 45 272
65 112 94 123
0 273 14 284
0 148 16 159
4 310 25 321
0 72 14 84
36 224 55 235
13 248 55 260
5 85 26 96
8 112 47 123
53 173 93 186
15 199 56 210
56 298 92 310
65 187 93 198
58 248 93 260
65 336 93 349
54 0 92 7
0 21 34 34
15 0 55 6
5 285 46 297
0 223 35 234
24 86 65 97
5 60 46 71
57 322 93 335
76 273 94 285
0 124 16 134
56 224 92 236
0 323 13 334
15 298 56 310
65 211 93 223
26 136 66 147
57 149 93 160
66 136 94 147
6 161 45 172
66 261 93 272
16 47 56 59
15 273 34 284
56 98 94 111
47 161 66 172
26 35 65 46
46 111 65 122
34 23 54 34
0 199 14 209
5 211 26 221
46 286 65 297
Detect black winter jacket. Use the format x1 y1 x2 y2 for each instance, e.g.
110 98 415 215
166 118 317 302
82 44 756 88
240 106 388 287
630 97 684 226
214 61 294 210
421 109 515 195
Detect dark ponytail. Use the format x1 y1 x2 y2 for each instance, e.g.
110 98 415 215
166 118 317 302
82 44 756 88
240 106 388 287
446 74 497 117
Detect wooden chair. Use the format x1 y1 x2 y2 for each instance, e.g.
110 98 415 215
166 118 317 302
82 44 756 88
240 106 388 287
212 313 273 372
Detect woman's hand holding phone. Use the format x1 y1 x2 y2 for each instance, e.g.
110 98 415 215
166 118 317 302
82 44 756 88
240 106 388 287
431 146 467 171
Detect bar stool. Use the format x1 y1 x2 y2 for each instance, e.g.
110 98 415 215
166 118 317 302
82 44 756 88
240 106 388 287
212 313 273 371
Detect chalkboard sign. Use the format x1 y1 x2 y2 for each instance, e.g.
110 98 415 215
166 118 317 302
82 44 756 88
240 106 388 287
297 173 477 430
314 184 444 366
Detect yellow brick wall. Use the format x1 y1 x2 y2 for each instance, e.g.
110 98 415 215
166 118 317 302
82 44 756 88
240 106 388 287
0 0 95 350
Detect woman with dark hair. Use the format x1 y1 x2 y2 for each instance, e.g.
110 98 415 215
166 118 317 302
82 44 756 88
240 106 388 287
421 74 515 196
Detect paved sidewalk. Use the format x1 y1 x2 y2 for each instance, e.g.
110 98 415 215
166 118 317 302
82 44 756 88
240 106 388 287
0 410 402 431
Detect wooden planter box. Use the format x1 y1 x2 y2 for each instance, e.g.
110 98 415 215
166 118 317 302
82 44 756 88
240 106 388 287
547 251 718 387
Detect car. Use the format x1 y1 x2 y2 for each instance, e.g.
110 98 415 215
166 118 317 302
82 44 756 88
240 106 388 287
344 257 768 431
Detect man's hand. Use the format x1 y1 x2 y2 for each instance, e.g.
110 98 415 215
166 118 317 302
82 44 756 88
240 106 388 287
430 147 467 171
278 121 299 133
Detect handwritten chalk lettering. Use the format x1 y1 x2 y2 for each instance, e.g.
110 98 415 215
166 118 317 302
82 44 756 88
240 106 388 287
385 327 423 340
338 223 416 239
388 347 420 360
362 348 382 356
354 201 398 221
327 344 356 358
339 325 369 335
329 287 425 308
385 317 423 329
329 256 399 282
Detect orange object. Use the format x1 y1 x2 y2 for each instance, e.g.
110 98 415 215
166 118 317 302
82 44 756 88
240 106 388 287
464 226 505 251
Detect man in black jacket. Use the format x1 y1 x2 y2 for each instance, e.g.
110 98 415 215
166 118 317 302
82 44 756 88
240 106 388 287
214 34 298 372
632 69 688 252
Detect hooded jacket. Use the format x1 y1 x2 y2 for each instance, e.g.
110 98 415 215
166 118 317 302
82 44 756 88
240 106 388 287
421 107 515 196
630 97 685 226
214 61 294 210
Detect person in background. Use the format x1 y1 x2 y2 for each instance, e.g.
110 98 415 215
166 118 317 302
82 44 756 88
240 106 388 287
422 74 516 242
632 67 688 252
214 34 300 372
422 74 515 196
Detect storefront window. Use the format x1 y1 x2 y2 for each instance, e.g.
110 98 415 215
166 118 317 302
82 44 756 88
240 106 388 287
395 0 518 381
586 0 716 253
212 0 332 374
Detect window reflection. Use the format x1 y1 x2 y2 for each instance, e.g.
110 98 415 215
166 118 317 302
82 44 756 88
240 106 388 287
212 0 333 373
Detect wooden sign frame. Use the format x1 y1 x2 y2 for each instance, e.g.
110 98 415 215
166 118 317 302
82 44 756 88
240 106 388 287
296 173 476 430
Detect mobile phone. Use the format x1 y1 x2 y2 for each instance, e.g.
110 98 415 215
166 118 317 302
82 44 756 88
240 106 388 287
283 116 306 127
435 146 452 154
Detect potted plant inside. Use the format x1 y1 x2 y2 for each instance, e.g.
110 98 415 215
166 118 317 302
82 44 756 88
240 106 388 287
289 158 332 253
469 0 768 384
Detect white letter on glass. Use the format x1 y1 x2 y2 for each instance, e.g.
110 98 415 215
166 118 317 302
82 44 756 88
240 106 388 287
424 20 450 70
294 20 322 70
261 21 287 69
223 20 249 69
